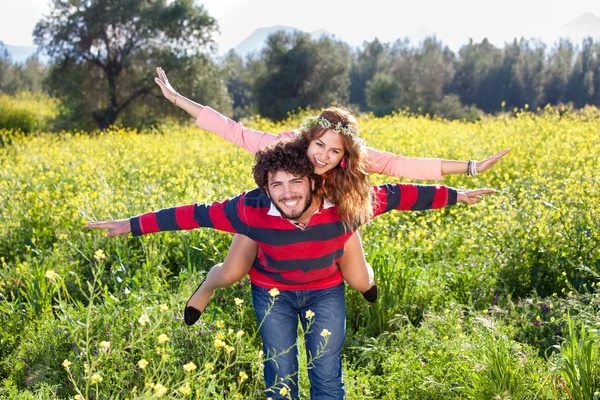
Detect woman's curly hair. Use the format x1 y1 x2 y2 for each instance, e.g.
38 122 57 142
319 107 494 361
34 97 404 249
253 138 322 192
298 107 372 228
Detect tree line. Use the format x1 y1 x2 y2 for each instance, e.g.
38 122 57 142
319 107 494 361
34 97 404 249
1 0 599 130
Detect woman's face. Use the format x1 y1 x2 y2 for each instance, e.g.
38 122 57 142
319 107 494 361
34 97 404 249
306 129 345 175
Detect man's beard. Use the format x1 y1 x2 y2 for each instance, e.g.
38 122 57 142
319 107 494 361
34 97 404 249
271 190 313 220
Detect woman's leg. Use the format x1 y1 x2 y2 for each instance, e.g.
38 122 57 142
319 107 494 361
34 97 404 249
185 234 258 319
338 231 377 302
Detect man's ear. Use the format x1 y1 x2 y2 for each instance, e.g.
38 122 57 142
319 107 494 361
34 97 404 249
264 186 270 198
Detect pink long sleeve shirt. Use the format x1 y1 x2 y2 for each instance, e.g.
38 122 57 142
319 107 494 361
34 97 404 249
195 107 444 180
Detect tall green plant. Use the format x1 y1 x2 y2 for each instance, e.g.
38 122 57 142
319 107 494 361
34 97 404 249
551 314 599 400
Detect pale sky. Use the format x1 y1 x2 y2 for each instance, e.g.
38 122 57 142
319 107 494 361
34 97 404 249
2 0 600 53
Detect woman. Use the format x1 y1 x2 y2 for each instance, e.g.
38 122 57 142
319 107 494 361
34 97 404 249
154 67 509 325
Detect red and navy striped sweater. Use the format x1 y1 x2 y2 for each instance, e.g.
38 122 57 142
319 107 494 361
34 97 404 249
130 183 457 290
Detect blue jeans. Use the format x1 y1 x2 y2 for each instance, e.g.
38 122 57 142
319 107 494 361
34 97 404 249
252 283 346 400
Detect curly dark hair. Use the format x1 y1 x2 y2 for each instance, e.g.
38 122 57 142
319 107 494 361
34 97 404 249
253 138 322 192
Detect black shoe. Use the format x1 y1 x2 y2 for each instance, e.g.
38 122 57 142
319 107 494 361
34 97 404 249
362 284 378 303
184 278 206 326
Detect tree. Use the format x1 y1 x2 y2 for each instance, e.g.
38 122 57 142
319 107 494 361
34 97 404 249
0 42 14 93
34 0 221 129
449 38 504 112
254 31 351 120
390 37 455 114
542 39 575 106
349 38 390 110
566 38 600 107
221 50 258 119
365 72 400 116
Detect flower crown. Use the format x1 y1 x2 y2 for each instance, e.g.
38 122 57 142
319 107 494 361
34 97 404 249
299 116 360 138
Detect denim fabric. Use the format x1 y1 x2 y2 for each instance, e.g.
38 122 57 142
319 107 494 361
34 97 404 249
252 283 346 400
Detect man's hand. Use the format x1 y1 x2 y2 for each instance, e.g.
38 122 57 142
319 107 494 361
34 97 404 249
84 219 131 237
457 189 495 205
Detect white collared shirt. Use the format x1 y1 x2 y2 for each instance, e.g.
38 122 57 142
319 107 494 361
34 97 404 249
267 198 335 229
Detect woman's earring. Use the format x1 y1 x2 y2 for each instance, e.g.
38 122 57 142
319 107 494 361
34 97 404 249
340 159 347 168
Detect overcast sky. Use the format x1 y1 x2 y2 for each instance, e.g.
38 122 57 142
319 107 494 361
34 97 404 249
2 0 599 53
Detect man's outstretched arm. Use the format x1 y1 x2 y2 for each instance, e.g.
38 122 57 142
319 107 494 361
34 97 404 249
84 194 249 237
371 183 495 217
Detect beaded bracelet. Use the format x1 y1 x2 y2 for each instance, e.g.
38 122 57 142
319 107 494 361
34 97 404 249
467 160 478 176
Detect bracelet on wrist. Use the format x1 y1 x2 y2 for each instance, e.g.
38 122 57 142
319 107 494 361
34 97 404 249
171 93 179 106
467 160 478 176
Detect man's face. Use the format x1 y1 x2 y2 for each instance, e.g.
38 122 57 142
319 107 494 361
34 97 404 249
266 170 314 220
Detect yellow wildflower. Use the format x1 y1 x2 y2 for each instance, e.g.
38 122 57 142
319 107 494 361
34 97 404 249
269 288 280 297
99 341 111 351
320 329 331 338
94 249 106 261
137 359 149 369
204 362 214 371
239 371 248 383
153 383 168 397
62 359 72 369
45 270 58 281
159 304 168 312
214 339 226 348
233 394 243 399
90 373 103 384
179 384 192 395
157 333 169 344
74 395 82 400
280 387 289 396
216 332 226 341
305 310 315 319
234 297 244 306
225 345 235 354
236 330 245 338
216 320 225 328
183 362 197 372
138 314 150 326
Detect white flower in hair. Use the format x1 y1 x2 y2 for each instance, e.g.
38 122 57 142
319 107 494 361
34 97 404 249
300 115 360 138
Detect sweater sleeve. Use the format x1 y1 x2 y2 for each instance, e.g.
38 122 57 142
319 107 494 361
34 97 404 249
370 183 457 218
195 106 296 153
129 193 249 237
365 146 444 180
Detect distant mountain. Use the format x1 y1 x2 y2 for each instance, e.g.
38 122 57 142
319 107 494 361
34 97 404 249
0 42 42 64
559 12 600 39
231 26 337 58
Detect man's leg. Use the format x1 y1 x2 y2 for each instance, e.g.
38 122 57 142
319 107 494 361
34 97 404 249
300 283 346 400
252 284 300 399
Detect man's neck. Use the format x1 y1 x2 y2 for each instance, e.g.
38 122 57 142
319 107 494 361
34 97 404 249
292 196 322 225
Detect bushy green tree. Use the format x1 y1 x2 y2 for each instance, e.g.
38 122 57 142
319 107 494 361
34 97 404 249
254 31 351 120
390 37 455 114
365 72 401 116
566 37 600 107
542 39 575 106
34 0 226 130
349 38 391 110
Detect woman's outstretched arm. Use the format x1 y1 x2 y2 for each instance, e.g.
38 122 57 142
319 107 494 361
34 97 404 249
365 147 511 180
155 67 289 153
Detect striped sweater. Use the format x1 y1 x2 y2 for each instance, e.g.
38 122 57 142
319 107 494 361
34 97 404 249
130 183 457 290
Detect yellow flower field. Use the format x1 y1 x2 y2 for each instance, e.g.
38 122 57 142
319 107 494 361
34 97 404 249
0 107 599 399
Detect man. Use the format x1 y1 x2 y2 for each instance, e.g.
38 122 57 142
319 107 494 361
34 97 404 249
85 139 493 399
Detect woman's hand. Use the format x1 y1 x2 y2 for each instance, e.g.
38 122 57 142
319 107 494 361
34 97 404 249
476 149 511 173
84 219 131 237
457 189 495 205
154 66 178 102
